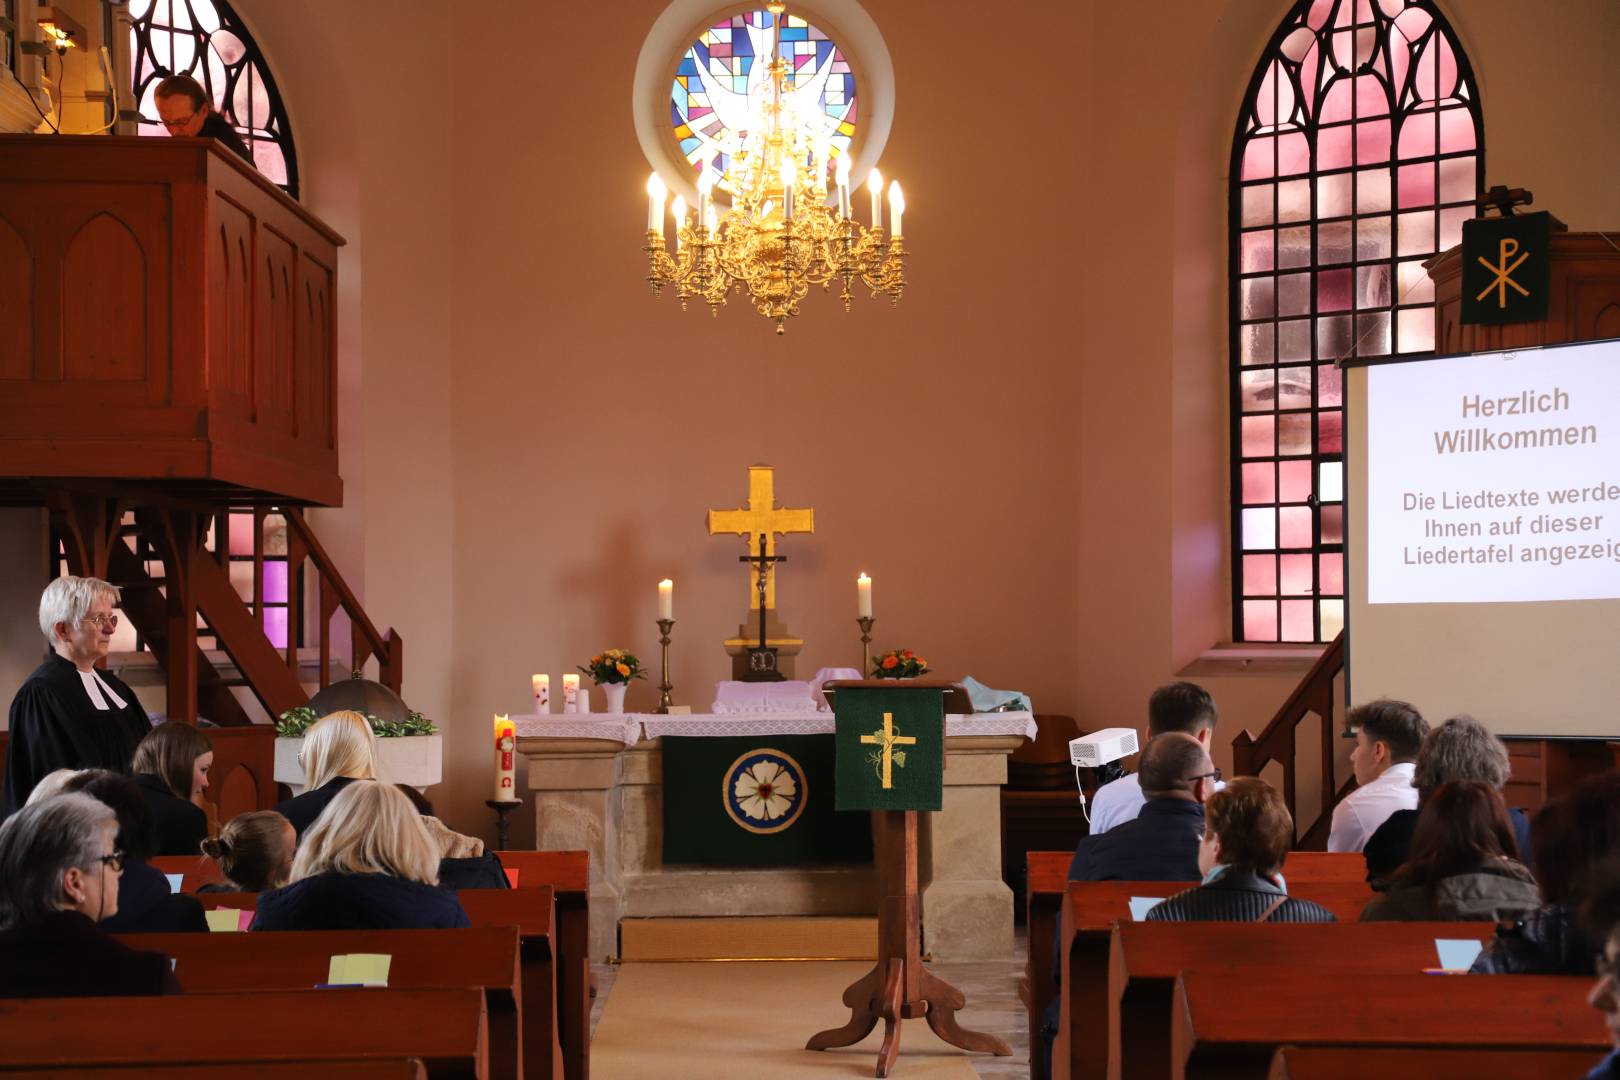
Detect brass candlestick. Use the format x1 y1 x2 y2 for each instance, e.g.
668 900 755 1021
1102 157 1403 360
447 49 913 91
655 618 675 713
857 616 875 676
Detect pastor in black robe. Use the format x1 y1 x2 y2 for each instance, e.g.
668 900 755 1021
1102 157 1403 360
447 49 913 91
2 653 151 818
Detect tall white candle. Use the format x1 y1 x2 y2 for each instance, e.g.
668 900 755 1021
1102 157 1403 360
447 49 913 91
646 172 667 233
780 156 795 221
671 196 688 250
658 579 674 621
578 687 592 714
493 714 516 801
835 156 851 220
531 673 550 714
868 168 883 230
857 573 873 618
562 673 580 713
888 181 905 238
696 169 715 231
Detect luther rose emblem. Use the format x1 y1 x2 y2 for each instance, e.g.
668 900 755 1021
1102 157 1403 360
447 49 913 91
722 749 808 835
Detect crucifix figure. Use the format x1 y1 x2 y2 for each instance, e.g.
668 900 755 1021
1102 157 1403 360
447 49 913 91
860 712 917 789
740 533 787 681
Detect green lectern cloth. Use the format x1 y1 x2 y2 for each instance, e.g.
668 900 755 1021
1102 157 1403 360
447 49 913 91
833 685 945 812
661 734 874 866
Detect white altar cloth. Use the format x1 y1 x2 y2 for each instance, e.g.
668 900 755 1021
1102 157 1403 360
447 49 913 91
511 710 1036 743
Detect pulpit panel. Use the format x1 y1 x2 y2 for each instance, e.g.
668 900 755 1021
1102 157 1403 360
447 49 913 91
63 213 150 385
207 199 255 411
1431 234 1620 354
296 259 335 450
0 217 31 380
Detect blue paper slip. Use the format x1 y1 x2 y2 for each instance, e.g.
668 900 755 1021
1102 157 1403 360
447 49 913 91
164 873 184 894
1128 896 1166 921
1434 938 1484 972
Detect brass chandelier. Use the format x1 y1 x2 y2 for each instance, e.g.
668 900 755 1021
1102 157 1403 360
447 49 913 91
642 2 905 335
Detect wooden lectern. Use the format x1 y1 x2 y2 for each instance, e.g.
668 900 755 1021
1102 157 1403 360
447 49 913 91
807 681 1012 1077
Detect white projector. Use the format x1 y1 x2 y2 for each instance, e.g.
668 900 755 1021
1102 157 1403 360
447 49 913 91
1069 727 1140 768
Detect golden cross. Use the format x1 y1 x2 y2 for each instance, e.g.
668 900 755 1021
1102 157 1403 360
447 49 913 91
860 712 917 790
706 465 814 610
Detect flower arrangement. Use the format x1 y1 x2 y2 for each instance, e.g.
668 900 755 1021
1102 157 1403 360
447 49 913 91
580 648 646 686
872 649 929 679
275 706 438 739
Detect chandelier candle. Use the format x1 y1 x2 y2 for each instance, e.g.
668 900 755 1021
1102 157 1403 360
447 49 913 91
561 673 580 713
869 167 883 230
645 173 666 233
888 182 904 238
671 196 687 250
531 673 550 714
836 155 852 219
493 714 516 802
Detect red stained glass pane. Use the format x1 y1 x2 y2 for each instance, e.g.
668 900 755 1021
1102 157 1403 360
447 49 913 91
1317 363 1343 407
1240 369 1277 412
1318 267 1353 311
253 140 288 186
1243 137 1276 181
1279 319 1312 363
1276 366 1313 410
1281 552 1315 593
1280 460 1313 503
1279 180 1313 223
1397 162 1436 207
1356 215 1392 261
1319 552 1345 594
1244 555 1278 595
1317 314 1353 360
1398 111 1438 158
1278 132 1312 177
1318 409 1344 453
1439 156 1476 204
1439 107 1476 152
1356 265 1392 308
1241 230 1276 272
1320 79 1354 124
262 606 288 650
1241 322 1275 365
1355 119 1392 164
263 560 289 604
1439 206 1470 252
1318 172 1352 218
1242 184 1276 226
1321 505 1345 544
1279 226 1313 269
1242 277 1277 320
1398 305 1436 352
1280 508 1314 549
1396 211 1435 256
1242 415 1276 458
1355 72 1389 117
227 512 254 556
1243 508 1278 550
1244 601 1280 642
1355 311 1391 356
1357 168 1393 212
1281 599 1315 641
1320 599 1346 639
1279 272 1311 317
1280 413 1313 456
1243 463 1278 504
1318 221 1353 265
1318 125 1353 171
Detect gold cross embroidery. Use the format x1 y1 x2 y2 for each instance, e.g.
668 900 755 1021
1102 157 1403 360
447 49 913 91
860 712 917 789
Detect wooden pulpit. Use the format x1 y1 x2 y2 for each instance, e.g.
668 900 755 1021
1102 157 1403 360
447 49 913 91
807 681 1012 1077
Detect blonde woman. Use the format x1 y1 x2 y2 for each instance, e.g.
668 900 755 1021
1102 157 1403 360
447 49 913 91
272 711 378 838
250 782 469 931
3 576 151 818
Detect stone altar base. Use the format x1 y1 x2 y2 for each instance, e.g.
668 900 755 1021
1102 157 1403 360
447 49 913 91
517 734 1021 963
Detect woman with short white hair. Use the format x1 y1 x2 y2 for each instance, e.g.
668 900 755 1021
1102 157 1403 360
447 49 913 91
2 577 151 818
272 710 381 838
0 793 176 997
251 782 470 931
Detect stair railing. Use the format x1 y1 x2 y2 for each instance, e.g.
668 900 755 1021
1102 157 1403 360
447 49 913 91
1230 631 1347 847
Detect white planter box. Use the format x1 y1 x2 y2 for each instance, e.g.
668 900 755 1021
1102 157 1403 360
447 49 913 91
274 734 443 795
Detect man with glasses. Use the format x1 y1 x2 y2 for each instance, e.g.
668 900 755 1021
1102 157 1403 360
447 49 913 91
1 578 152 817
153 73 253 164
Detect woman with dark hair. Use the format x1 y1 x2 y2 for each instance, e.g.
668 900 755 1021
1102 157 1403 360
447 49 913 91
1360 780 1539 922
1148 777 1336 923
130 721 212 855
1472 771 1620 975
61 770 206 933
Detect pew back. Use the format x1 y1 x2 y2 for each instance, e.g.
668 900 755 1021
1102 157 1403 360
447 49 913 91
494 850 591 1080
3 1064 428 1080
1268 1045 1609 1080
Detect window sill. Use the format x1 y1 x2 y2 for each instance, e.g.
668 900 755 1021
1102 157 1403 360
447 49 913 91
1177 643 1328 678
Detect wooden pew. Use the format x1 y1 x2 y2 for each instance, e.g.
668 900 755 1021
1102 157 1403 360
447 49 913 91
196 888 564 1080
5 1064 428 1080
494 850 592 1080
1268 1045 1609 1080
1108 921 1495 1080
0 988 486 1078
121 926 524 1080
1172 971 1604 1080
1023 849 1365 1080
150 853 226 893
1053 879 1376 1080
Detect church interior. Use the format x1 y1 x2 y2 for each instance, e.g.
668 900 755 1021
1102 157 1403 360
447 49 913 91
3 0 1620 1076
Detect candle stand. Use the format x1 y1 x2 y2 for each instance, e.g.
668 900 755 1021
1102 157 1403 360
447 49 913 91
655 618 676 713
485 798 523 851
858 616 876 676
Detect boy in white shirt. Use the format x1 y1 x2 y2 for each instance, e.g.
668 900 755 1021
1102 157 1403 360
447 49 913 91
1088 682 1219 834
1326 699 1429 853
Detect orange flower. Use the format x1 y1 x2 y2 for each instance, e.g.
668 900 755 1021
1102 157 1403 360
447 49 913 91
901 650 914 659
881 656 899 670
616 662 631 677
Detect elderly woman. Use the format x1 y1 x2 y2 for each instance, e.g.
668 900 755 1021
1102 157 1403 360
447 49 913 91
0 793 177 997
252 782 471 931
61 770 206 934
1363 715 1531 886
2 577 150 818
131 721 213 856
1147 777 1337 923
272 710 380 838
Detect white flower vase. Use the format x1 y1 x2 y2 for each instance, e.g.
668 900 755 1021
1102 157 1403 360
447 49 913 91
600 681 629 714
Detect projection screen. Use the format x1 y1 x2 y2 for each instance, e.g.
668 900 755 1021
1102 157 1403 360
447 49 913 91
1345 337 1620 738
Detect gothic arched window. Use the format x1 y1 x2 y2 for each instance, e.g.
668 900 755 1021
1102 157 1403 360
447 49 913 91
129 0 298 197
1230 0 1482 642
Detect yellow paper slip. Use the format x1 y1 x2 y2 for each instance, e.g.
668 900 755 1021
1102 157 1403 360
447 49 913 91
205 908 246 933
326 953 392 986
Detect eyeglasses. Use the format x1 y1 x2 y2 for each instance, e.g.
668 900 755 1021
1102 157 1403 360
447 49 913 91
1187 768 1223 785
159 113 198 130
79 613 119 631
97 850 125 873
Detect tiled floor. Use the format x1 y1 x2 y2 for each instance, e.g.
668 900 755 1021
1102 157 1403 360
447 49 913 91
589 931 1031 1079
